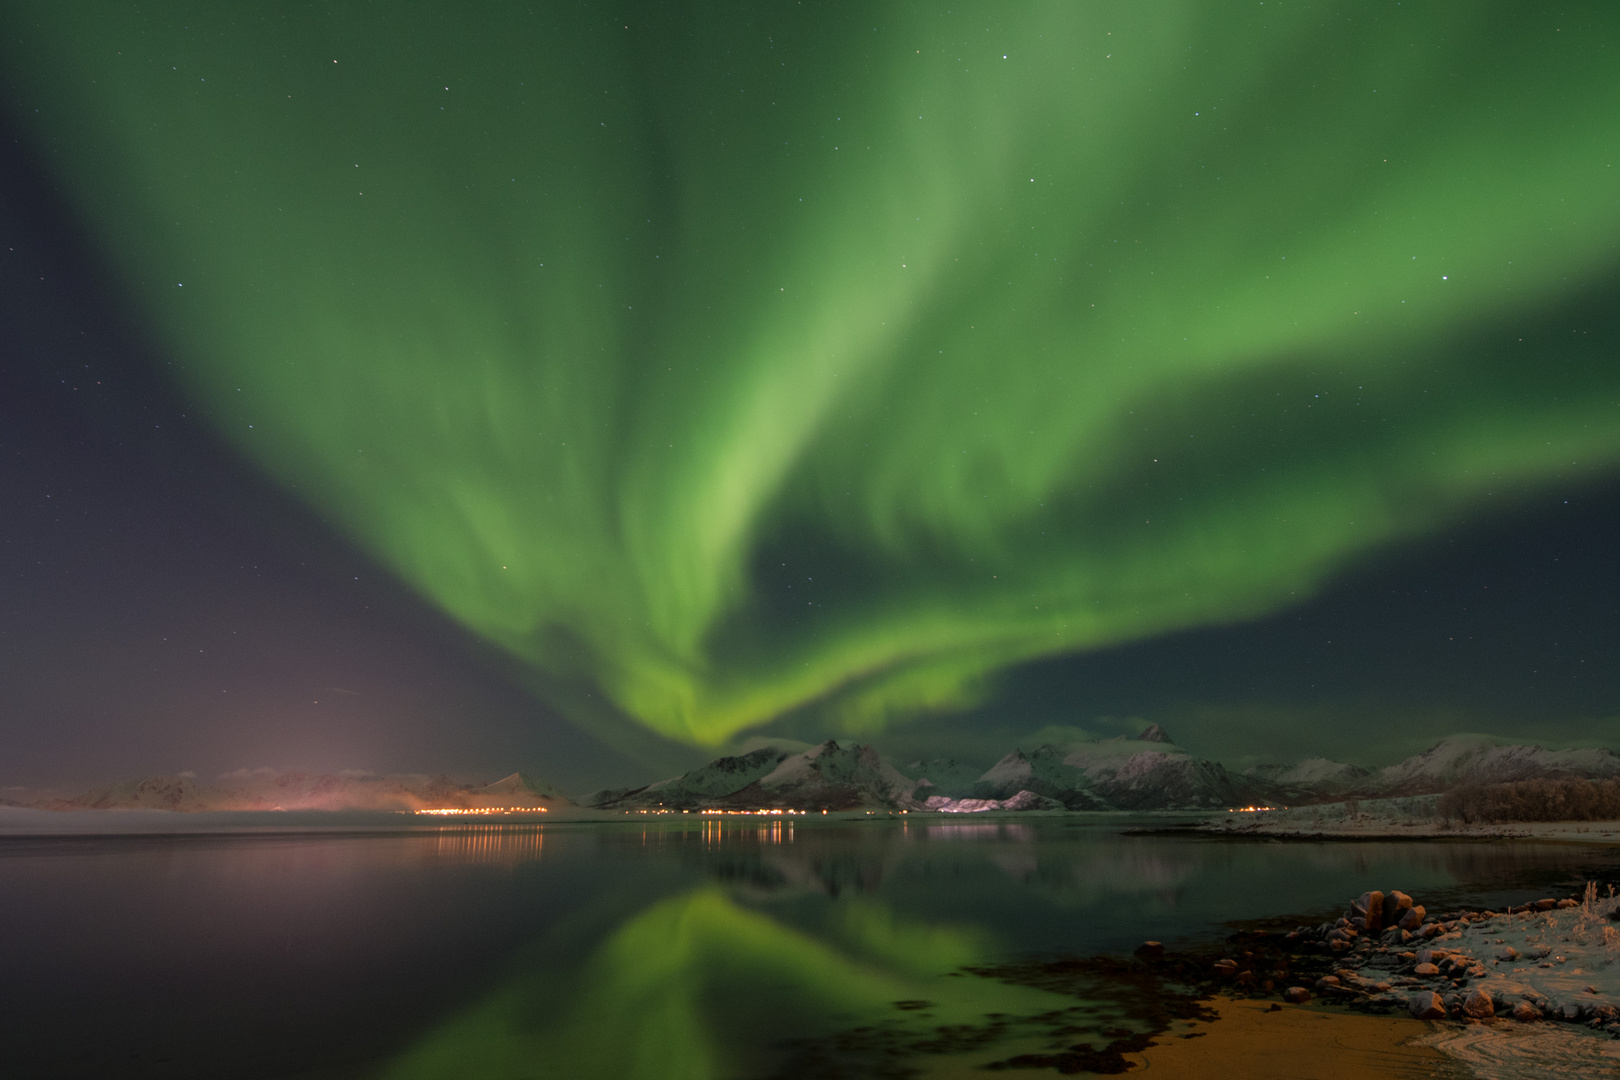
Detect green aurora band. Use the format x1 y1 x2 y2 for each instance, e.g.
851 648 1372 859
4 2 1620 745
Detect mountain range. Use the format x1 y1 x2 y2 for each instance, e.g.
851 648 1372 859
17 731 1620 814
41 770 570 813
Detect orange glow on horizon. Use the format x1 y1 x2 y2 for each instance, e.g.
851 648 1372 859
410 806 549 815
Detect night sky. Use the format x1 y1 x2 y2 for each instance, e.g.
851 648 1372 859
3 2 1618 796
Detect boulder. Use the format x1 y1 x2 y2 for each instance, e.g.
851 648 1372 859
1212 958 1238 976
1408 991 1447 1020
1556 898 1579 909
1383 890 1414 924
1356 891 1386 932
1283 986 1311 1004
1462 988 1494 1019
1413 963 1441 976
1511 1001 1541 1021
1135 941 1165 958
1496 946 1518 962
1398 905 1426 931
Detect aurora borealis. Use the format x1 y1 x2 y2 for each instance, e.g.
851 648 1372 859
4 2 1619 750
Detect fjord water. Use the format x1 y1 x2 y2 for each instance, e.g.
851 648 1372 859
5 819 1620 1080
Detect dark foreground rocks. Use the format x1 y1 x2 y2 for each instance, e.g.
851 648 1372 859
1168 882 1620 1036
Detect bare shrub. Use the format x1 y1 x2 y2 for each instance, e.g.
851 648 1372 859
1438 777 1620 824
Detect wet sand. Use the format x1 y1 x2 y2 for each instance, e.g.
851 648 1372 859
1126 998 1461 1079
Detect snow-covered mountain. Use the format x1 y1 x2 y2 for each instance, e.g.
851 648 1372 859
35 733 1620 817
974 746 1105 809
903 758 984 800
974 726 1259 810
1237 736 1620 804
722 741 921 811
1373 735 1620 796
590 746 797 809
592 741 919 811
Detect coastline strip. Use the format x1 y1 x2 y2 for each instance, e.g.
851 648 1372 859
1125 998 1460 1079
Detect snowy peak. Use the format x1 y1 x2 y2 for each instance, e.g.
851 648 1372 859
729 741 920 811
1135 723 1173 743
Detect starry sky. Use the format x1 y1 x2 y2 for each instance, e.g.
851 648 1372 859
2 1 1618 794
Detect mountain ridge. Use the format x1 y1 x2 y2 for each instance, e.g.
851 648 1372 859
22 732 1620 815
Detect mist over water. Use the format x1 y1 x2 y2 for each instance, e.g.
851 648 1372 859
5 820 1618 1079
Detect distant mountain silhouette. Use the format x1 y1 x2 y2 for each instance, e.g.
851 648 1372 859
27 733 1620 815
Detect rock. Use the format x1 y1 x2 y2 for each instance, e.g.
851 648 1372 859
1408 991 1447 1020
1135 941 1164 958
1534 898 1558 911
1315 976 1341 989
1357 891 1386 932
1557 898 1579 909
1496 946 1518 961
1212 958 1238 976
1463 989 1494 1018
1383 890 1414 923
1414 963 1441 976
1511 1001 1541 1021
1398 905 1426 931
1284 986 1311 1004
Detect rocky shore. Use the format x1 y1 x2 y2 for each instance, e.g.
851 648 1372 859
1275 886 1620 1029
1133 883 1620 1074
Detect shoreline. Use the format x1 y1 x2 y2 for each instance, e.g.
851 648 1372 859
1129 996 1459 1079
1196 810 1620 844
1115 883 1620 1077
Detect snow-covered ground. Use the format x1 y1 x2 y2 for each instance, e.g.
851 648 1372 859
1200 797 1620 842
1298 886 1620 1078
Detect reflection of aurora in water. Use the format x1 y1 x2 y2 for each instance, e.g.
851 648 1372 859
10 820 1620 1079
378 823 1620 1079
381 887 1086 1080
4 4 1619 747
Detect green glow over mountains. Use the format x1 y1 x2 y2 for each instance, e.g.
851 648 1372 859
5 2 1619 744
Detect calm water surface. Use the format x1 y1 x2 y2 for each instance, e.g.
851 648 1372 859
5 817 1620 1079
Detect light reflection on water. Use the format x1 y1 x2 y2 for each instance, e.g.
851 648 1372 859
3 819 1620 1079
429 824 545 866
